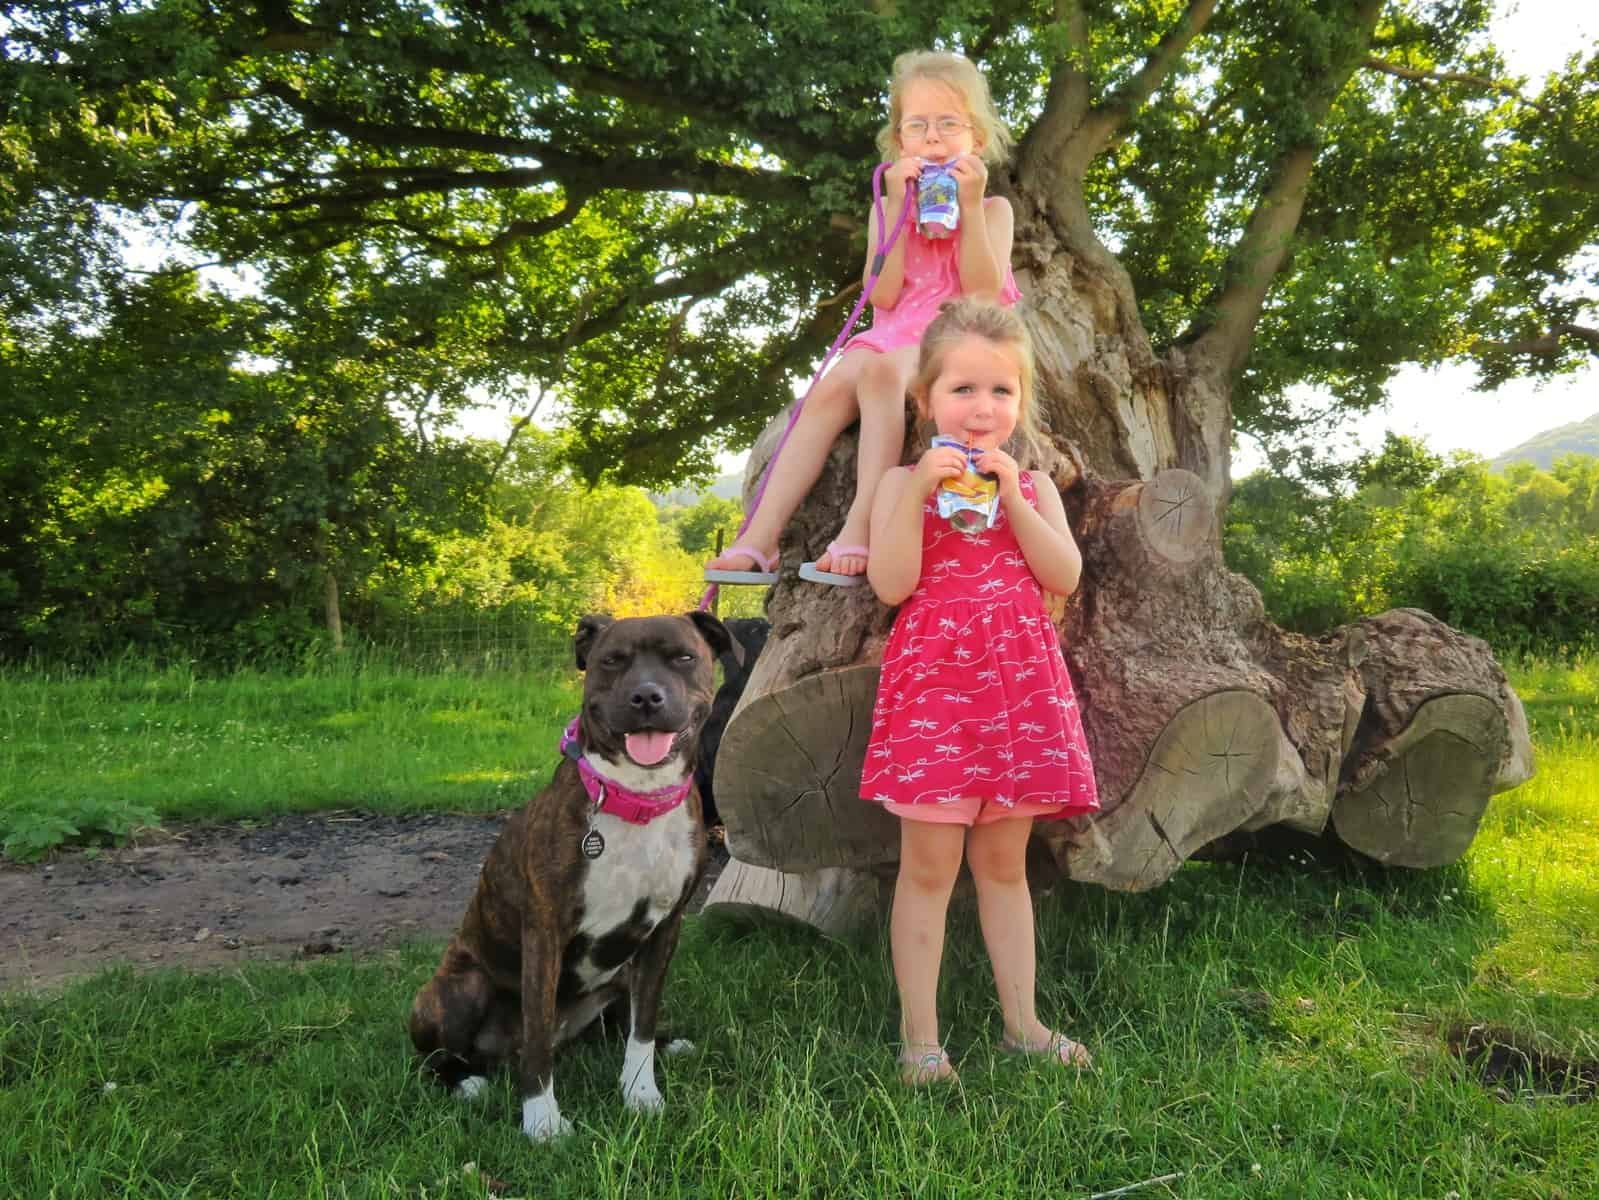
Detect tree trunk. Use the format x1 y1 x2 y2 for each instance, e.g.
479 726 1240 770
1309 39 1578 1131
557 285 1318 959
712 230 1534 931
324 566 344 652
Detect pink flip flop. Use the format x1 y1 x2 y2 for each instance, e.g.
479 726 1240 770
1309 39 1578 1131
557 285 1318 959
799 542 868 587
703 544 779 586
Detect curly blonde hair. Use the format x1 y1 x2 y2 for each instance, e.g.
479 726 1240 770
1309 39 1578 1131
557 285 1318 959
911 299 1038 440
875 50 1012 165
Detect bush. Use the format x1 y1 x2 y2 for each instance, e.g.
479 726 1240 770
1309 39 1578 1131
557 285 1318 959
1223 439 1599 656
1392 537 1599 655
1 796 161 862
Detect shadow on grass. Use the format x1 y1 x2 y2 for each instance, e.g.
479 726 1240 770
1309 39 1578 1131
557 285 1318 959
1446 1021 1599 1103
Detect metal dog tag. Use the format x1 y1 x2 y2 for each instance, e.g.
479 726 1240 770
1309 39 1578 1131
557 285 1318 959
581 827 605 859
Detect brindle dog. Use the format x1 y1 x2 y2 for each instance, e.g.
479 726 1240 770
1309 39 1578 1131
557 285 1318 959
409 611 736 1142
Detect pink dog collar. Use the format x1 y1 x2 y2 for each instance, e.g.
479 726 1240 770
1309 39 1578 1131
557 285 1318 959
559 718 693 826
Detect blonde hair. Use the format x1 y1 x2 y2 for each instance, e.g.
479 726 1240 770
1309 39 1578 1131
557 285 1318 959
911 300 1038 439
876 50 1012 166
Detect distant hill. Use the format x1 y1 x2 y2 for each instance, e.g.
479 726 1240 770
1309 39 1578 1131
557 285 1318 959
1490 411 1599 471
651 472 744 508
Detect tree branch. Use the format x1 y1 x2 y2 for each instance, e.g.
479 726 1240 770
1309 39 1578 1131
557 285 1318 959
487 296 594 486
535 227 783 348
1184 0 1385 381
1479 322 1599 356
249 81 796 204
650 301 695 413
1361 56 1553 116
285 191 592 259
246 7 831 163
1016 0 1092 190
1081 0 1220 150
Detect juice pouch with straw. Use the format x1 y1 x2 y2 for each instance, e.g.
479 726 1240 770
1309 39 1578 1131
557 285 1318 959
916 163 959 239
931 435 999 532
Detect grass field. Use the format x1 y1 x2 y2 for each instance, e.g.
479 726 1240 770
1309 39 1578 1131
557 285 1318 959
1 657 1595 1198
0 655 582 856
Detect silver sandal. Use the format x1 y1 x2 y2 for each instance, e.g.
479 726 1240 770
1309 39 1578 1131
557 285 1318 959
897 1045 958 1087
1001 1030 1093 1069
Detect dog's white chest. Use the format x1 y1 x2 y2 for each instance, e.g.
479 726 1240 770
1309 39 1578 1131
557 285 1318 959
571 801 696 989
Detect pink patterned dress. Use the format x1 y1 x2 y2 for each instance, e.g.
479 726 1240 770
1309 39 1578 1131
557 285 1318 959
843 201 1022 355
860 473 1100 820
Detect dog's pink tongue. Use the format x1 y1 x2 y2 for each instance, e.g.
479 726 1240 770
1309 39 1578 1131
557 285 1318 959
625 731 676 766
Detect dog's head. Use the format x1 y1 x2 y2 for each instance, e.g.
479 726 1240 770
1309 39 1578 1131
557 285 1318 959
572 612 735 774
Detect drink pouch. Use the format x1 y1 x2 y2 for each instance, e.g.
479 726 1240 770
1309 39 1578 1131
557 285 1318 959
931 435 999 532
916 163 959 239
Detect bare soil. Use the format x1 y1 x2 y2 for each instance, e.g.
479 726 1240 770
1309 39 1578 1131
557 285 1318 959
1 811 727 993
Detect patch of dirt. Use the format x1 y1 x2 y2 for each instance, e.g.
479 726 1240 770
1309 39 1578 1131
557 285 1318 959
1447 1021 1599 1103
1 812 727 993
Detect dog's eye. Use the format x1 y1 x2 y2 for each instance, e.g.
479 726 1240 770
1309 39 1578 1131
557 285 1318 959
674 653 697 666
602 654 626 669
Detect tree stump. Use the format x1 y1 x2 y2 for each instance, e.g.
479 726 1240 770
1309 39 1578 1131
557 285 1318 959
703 860 890 939
704 417 1534 931
713 665 896 871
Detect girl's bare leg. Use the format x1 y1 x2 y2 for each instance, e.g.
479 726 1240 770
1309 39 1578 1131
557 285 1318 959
966 817 1092 1066
704 351 876 574
814 345 918 576
890 817 966 1081
964 817 1045 1043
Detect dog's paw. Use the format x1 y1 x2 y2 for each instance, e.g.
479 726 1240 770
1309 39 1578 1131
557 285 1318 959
621 1036 665 1112
522 1093 574 1142
455 1075 490 1102
623 1079 665 1114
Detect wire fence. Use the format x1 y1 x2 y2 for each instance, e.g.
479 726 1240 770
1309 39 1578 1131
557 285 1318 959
358 590 768 675
360 606 582 675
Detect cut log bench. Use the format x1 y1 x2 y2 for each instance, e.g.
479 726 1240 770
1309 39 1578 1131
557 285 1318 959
705 428 1535 936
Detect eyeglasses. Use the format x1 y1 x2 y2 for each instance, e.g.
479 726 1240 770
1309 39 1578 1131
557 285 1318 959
898 117 972 140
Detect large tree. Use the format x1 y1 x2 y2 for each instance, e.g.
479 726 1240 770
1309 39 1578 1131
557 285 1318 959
4 1 1594 488
3 2 1587 899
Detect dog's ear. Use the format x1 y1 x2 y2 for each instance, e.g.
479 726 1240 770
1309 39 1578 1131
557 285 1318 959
727 618 769 674
685 611 739 667
573 614 615 670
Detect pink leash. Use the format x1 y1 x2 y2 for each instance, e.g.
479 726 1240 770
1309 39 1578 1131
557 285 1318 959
698 163 915 610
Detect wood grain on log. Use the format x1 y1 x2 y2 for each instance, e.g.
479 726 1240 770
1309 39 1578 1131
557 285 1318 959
1333 692 1505 867
717 665 897 871
1055 689 1319 890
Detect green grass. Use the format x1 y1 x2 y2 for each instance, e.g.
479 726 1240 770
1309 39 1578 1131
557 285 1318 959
1 657 1596 1197
0 656 581 854
1470 655 1599 1007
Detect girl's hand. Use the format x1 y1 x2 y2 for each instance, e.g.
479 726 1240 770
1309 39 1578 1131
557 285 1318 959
949 153 988 204
885 155 922 200
913 443 970 496
974 446 1022 504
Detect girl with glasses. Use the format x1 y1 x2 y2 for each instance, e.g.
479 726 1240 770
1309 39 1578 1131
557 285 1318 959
705 50 1019 588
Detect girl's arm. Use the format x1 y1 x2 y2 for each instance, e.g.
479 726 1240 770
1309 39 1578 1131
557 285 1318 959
1014 476 1084 596
948 155 1013 300
868 445 969 605
864 156 921 309
866 467 923 605
955 195 1012 300
976 452 1083 596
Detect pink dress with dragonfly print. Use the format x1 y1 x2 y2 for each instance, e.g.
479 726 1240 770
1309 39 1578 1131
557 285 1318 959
859 473 1100 819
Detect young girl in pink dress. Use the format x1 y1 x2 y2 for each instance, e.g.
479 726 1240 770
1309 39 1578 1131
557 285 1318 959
861 299 1100 1085
704 50 1020 587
